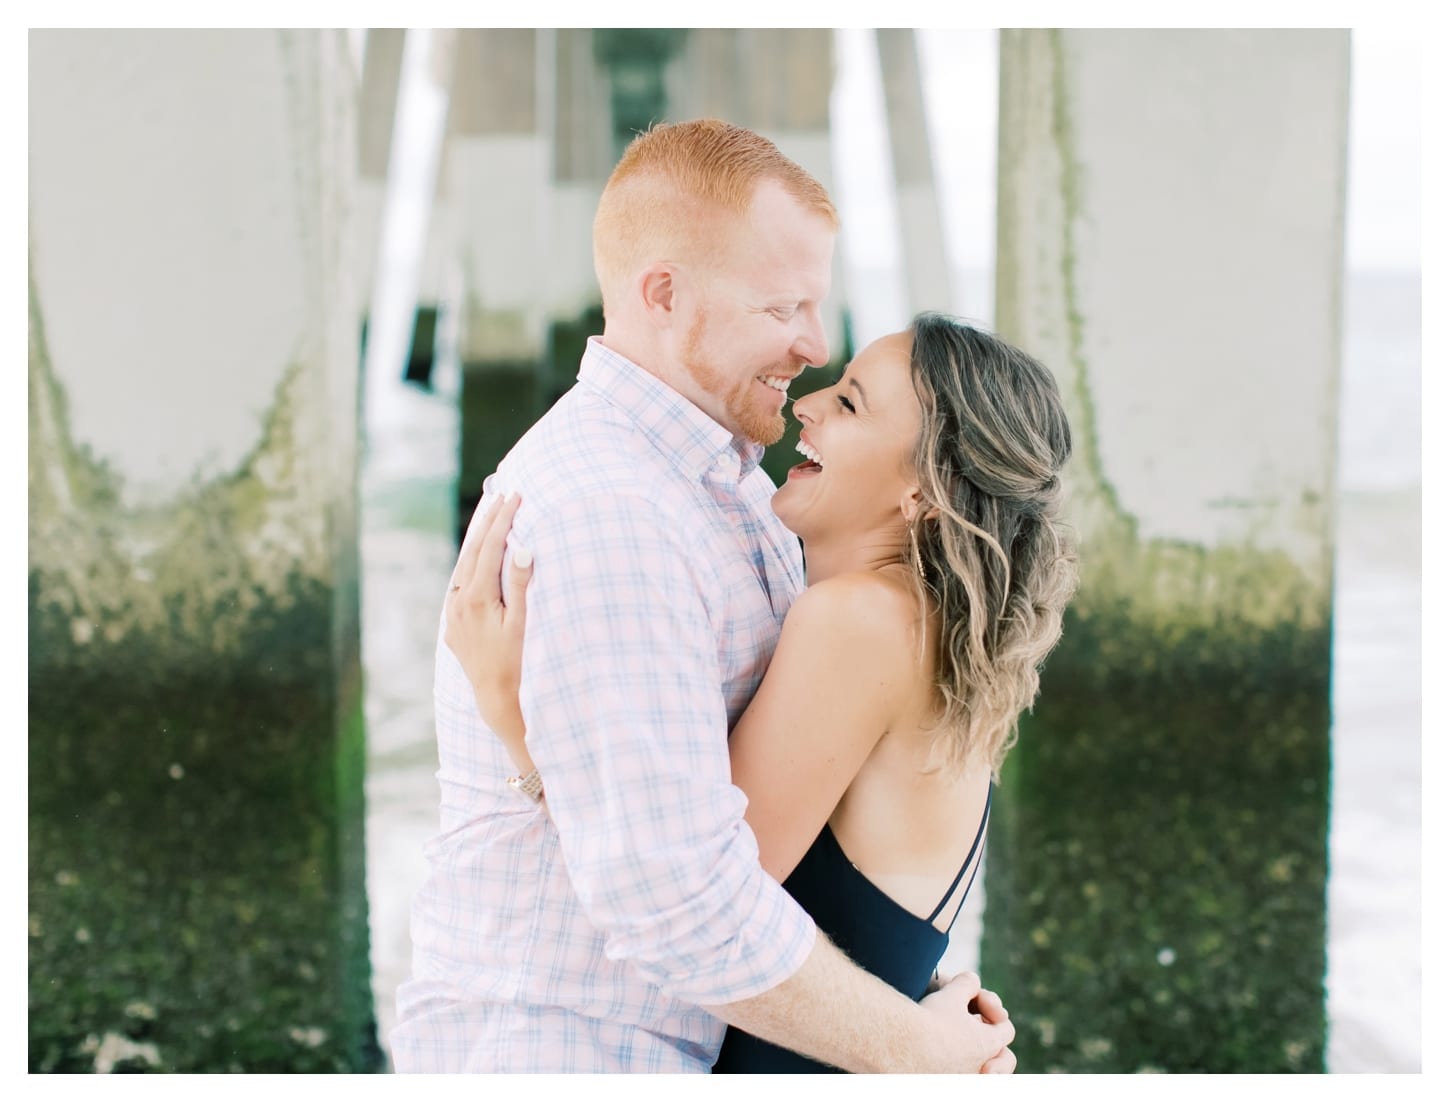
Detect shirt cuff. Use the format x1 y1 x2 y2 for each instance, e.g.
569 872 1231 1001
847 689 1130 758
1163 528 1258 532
620 860 818 1008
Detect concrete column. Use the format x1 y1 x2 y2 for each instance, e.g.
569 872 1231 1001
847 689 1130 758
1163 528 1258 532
531 28 613 439
403 30 457 389
982 30 1348 1071
594 29 686 161
356 29 405 325
875 29 954 316
445 29 553 540
28 30 378 1071
670 27 744 122
552 29 617 191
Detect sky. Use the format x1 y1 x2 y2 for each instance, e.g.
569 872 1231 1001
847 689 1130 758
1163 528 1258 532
1341 27 1422 269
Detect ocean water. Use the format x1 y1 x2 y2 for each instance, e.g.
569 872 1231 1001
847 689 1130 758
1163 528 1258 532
1322 269 1421 1073
360 269 1421 1072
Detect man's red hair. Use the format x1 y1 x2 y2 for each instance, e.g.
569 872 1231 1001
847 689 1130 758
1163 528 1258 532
593 119 838 313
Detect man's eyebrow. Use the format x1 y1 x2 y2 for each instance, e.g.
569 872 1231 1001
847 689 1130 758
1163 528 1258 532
849 377 871 413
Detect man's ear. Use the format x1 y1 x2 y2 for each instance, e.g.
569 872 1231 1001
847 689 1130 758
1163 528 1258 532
639 264 677 329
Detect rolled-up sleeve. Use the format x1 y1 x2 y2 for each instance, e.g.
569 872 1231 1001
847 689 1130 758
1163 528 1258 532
517 490 816 1006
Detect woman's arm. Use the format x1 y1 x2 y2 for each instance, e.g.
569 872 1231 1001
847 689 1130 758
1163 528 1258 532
726 572 919 881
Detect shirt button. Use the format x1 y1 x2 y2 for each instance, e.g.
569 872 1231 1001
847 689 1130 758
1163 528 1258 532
715 455 731 469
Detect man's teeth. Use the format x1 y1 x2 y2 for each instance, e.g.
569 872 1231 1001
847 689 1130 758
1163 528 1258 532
795 440 824 467
759 376 792 393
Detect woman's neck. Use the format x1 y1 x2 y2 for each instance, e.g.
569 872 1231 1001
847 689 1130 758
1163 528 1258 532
802 524 910 586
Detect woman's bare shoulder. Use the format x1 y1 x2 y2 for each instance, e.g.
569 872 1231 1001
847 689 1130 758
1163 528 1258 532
784 568 925 661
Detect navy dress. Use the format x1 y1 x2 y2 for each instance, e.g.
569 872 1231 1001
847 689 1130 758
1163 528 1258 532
713 788 993 1074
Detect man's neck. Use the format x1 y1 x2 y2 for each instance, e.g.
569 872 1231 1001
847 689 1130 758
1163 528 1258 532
595 327 735 441
596 326 663 383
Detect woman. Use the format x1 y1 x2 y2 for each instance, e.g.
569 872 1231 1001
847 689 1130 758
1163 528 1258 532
447 313 1077 1073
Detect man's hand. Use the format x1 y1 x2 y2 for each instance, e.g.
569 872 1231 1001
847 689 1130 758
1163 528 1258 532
915 971 1016 1073
919 971 1017 1072
971 987 1016 1074
968 980 1015 1067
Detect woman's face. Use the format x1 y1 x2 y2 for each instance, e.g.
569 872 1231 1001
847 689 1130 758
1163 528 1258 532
771 328 922 543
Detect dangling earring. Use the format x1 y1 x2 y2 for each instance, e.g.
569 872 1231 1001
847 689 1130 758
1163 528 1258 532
908 524 928 582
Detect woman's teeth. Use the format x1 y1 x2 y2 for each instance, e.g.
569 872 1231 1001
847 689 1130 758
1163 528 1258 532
795 440 824 467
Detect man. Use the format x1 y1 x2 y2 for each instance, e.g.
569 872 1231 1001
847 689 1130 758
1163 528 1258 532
391 119 1014 1073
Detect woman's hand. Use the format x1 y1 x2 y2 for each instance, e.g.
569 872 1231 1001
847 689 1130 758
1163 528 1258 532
445 491 535 772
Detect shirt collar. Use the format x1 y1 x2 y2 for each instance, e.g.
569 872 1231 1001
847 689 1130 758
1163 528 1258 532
577 337 767 482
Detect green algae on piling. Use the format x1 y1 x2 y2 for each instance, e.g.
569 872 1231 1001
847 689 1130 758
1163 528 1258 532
29 286 379 1072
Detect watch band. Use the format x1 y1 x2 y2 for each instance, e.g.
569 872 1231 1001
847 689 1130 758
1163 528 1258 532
507 769 545 803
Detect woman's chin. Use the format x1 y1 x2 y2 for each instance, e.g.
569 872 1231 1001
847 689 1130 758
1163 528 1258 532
769 490 805 536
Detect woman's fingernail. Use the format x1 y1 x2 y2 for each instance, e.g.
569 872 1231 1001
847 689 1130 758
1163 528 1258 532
512 546 533 569
505 490 518 503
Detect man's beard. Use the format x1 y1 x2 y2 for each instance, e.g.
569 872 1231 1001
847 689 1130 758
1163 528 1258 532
681 313 787 447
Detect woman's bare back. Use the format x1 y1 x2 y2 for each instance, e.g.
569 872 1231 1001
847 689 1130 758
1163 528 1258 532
814 566 994 933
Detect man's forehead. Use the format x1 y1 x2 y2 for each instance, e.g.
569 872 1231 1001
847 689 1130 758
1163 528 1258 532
714 249 832 303
746 197 835 246
731 206 835 285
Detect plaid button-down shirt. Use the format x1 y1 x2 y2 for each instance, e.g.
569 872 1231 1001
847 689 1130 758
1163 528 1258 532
392 339 817 1072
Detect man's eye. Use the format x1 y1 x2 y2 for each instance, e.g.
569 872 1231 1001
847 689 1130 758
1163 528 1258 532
772 306 797 320
838 395 856 414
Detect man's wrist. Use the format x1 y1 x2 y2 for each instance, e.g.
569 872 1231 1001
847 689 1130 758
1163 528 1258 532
870 1002 934 1073
507 768 545 803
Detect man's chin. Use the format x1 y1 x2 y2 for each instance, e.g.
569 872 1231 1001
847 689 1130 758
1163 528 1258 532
718 385 786 447
741 414 785 448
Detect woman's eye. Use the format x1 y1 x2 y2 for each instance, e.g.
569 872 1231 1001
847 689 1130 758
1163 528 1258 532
837 395 856 414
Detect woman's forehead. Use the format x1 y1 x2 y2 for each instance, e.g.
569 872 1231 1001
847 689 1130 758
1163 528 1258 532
848 330 914 374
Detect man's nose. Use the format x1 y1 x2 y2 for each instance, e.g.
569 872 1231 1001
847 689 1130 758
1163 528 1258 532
794 305 830 368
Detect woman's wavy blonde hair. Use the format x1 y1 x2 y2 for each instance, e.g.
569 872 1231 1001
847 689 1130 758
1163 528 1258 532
904 314 1078 779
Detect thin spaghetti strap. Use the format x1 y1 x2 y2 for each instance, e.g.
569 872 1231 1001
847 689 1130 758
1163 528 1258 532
926 786 994 925
944 834 987 930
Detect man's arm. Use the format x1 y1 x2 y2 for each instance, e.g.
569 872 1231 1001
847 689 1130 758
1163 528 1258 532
706 932 1015 1074
519 490 818 1002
